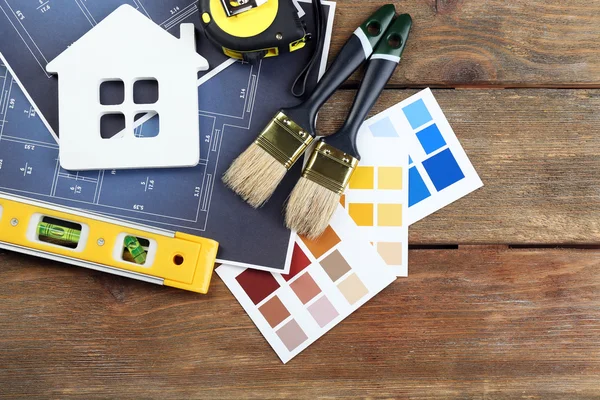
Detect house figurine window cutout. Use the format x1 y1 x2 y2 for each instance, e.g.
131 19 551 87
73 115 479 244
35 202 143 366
46 4 209 171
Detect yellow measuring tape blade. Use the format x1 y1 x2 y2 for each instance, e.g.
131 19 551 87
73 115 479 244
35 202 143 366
209 0 278 38
0 196 219 294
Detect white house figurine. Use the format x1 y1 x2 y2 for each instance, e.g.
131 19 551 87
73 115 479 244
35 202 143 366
46 4 209 171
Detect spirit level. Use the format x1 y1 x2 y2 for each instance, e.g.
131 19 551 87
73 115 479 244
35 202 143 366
0 193 219 294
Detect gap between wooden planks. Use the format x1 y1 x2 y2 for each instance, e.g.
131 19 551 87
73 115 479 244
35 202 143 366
332 0 600 87
0 246 598 399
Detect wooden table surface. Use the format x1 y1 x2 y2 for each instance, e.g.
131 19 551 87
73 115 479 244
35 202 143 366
2 1 600 398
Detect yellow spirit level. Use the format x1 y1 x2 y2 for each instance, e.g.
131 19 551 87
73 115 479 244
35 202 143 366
198 0 309 61
0 193 219 294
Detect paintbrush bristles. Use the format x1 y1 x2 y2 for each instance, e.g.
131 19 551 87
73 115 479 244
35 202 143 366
223 143 287 208
285 177 339 240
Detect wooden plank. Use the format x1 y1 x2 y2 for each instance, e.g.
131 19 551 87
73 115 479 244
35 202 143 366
331 1 600 87
0 247 598 398
317 88 600 244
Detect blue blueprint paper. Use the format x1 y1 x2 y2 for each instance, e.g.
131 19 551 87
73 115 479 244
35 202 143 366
0 0 333 271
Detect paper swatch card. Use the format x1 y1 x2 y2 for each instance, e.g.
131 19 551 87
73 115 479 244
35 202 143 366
366 88 483 225
217 206 397 363
341 132 409 277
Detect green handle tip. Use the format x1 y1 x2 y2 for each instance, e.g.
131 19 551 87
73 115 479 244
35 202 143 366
374 13 413 58
359 4 397 48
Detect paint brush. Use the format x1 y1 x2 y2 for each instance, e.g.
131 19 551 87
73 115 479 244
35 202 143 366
285 14 413 239
222 5 397 208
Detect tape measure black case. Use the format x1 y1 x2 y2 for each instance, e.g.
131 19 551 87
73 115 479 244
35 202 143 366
199 0 309 61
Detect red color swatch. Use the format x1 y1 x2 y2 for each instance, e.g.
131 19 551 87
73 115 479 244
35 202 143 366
283 243 312 282
235 269 280 305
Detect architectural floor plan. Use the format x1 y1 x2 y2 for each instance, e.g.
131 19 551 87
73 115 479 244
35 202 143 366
0 0 335 271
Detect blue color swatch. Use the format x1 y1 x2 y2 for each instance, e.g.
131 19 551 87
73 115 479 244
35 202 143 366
422 149 465 191
369 117 399 138
416 124 446 155
408 155 413 165
409 167 431 206
402 99 432 130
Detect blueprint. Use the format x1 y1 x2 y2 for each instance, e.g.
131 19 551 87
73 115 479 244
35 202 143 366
0 0 335 271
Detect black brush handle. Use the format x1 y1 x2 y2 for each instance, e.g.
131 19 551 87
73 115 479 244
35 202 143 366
282 4 396 135
325 14 413 159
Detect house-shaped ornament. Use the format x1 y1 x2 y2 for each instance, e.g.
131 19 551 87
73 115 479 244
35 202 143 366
47 5 209 171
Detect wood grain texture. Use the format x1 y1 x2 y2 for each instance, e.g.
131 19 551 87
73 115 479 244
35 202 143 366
0 247 599 399
331 0 600 87
318 88 600 244
2 1 600 398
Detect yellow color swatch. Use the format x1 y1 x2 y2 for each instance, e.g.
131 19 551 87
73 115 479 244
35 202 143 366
377 204 403 226
378 167 403 190
348 166 374 189
348 203 374 226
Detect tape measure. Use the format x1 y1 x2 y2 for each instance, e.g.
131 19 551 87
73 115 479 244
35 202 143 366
198 0 310 63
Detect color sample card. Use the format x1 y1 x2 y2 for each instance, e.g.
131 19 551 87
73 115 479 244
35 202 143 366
216 206 397 363
366 88 483 225
341 133 409 277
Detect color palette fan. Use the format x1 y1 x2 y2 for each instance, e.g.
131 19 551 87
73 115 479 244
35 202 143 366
218 88 483 362
217 205 396 363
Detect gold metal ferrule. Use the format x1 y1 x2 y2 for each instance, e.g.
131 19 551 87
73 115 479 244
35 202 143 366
302 141 360 195
254 112 314 170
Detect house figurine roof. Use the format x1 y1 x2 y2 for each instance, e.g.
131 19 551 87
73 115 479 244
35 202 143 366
45 4 208 170
47 5 208 74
